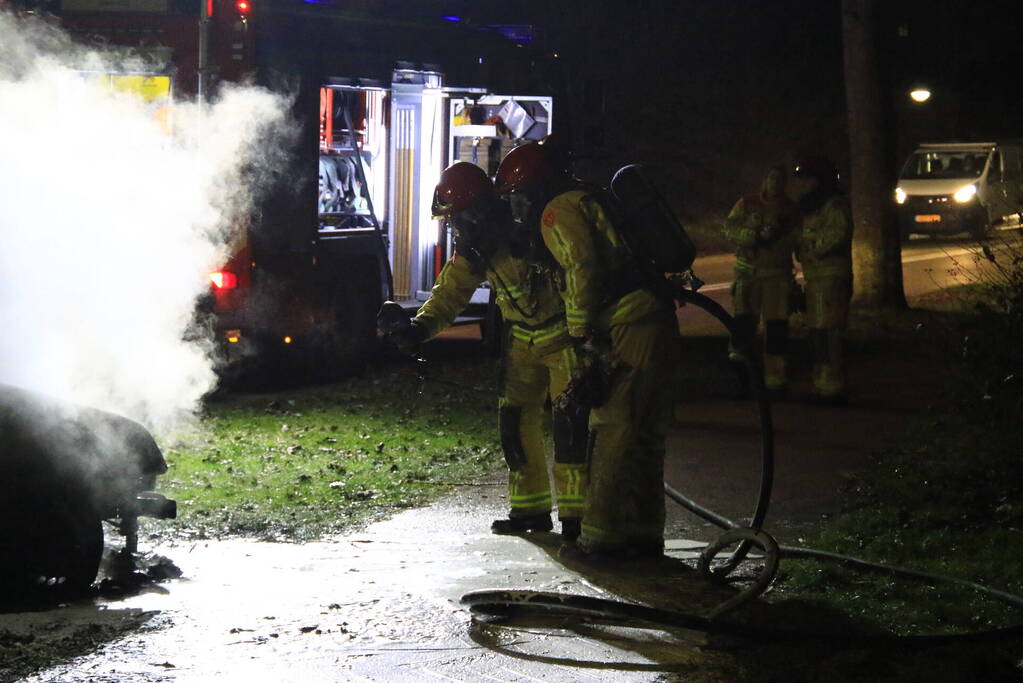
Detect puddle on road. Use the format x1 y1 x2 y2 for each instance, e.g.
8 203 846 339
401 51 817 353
8 488 714 682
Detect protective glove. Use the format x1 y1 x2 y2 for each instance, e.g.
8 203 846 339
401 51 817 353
376 301 428 356
572 330 611 365
757 222 778 244
744 211 764 231
564 332 616 410
393 320 429 356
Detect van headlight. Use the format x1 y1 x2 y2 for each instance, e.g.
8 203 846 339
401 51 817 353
953 184 977 203
894 187 907 204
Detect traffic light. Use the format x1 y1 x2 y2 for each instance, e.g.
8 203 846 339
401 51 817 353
234 0 251 16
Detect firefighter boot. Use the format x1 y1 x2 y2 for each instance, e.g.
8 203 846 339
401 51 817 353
815 366 848 406
727 314 756 363
817 328 847 405
763 319 789 397
809 327 846 405
762 354 787 398
491 513 553 535
560 517 581 542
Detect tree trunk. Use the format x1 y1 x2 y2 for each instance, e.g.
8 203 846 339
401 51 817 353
842 0 907 309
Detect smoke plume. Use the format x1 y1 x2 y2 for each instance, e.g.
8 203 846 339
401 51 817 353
0 11 293 436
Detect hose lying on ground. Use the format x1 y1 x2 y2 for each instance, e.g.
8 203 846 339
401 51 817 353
462 286 1023 644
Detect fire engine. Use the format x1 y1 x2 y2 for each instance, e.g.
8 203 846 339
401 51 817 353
52 0 553 382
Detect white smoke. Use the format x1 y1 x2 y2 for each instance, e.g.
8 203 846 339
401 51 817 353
0 11 293 436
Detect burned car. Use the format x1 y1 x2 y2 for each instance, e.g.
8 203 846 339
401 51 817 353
0 384 176 599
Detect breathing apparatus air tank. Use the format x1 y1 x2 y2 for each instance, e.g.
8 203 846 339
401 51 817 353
607 164 696 274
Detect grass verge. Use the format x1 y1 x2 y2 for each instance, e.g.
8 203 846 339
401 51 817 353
712 297 1023 682
155 353 504 541
773 298 1023 635
778 403 1023 635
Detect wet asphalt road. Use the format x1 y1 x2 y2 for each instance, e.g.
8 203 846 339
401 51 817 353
9 493 721 682
665 236 975 542
679 235 993 335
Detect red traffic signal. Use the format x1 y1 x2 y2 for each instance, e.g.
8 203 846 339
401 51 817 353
235 0 251 15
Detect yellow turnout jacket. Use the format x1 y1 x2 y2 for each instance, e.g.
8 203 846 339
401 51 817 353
797 195 853 281
539 190 665 338
413 246 570 350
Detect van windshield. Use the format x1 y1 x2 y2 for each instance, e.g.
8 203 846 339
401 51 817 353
901 151 990 180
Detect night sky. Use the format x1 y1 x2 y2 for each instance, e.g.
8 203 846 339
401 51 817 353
419 0 1023 221
32 0 1023 220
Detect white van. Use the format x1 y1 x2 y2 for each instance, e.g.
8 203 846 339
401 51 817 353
894 141 1023 239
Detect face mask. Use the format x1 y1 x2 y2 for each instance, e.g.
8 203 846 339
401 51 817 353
451 199 504 268
508 192 533 225
452 204 485 242
452 219 477 253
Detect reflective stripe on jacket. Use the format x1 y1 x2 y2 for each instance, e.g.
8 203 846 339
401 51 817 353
413 247 570 349
723 195 800 281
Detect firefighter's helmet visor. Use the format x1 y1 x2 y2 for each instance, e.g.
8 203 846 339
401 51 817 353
432 187 456 218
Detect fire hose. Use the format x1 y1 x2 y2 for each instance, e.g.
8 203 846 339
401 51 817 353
460 285 1023 644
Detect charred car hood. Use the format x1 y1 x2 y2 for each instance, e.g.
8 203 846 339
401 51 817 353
0 384 167 515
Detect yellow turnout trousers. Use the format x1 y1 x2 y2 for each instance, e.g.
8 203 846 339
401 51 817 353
499 338 586 520
805 274 852 397
579 311 678 552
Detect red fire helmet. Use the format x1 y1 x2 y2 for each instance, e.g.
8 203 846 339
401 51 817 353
431 162 495 217
494 140 562 194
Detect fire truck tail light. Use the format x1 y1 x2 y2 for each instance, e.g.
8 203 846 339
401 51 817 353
210 271 238 290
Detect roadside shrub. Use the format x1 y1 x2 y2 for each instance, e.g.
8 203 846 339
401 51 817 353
948 230 1023 410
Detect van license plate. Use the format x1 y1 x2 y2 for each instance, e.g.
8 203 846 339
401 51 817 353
914 214 942 223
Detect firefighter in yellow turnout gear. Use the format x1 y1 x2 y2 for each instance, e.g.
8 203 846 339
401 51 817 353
793 157 853 404
497 142 678 558
722 166 801 393
395 162 585 538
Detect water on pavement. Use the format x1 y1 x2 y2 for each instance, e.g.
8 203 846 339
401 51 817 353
10 487 720 682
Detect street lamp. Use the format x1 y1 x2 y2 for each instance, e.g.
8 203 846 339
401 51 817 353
909 88 931 103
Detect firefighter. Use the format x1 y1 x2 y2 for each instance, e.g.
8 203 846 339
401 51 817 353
386 162 585 539
793 157 853 404
722 166 801 395
496 141 678 559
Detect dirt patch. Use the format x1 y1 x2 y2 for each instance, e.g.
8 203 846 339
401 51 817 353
0 607 158 682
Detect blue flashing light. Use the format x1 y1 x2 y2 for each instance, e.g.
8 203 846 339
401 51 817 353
442 15 461 22
483 24 536 45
